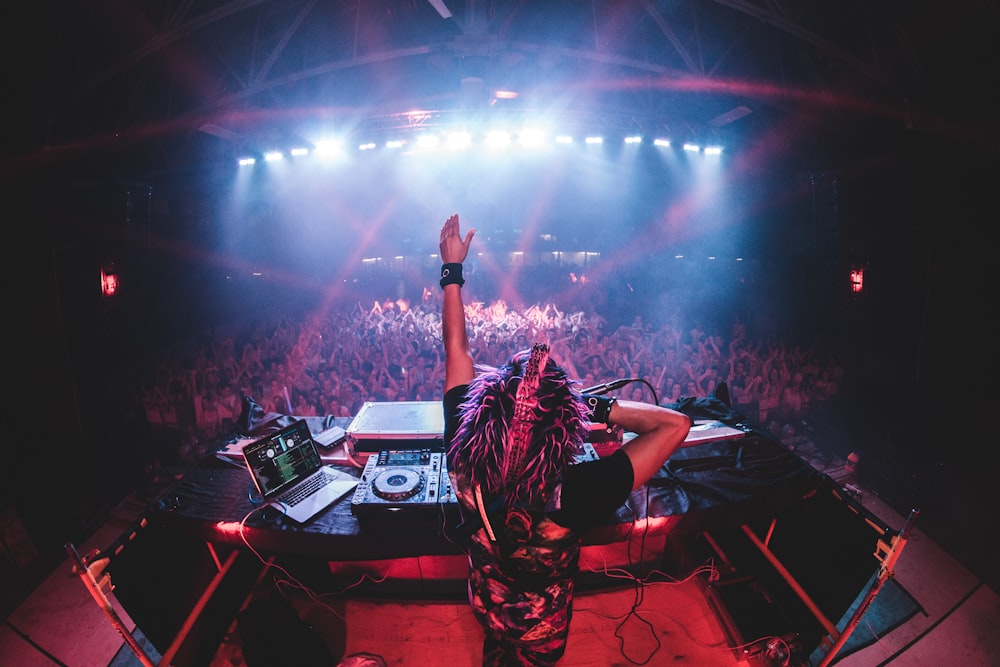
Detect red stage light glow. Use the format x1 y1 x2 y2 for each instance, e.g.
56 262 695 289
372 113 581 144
101 264 119 297
850 267 864 294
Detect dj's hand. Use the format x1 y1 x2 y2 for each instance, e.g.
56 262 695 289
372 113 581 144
439 213 475 264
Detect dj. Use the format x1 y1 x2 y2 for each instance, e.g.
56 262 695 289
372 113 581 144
438 213 691 666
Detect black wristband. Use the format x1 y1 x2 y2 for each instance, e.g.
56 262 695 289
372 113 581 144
440 263 465 288
582 394 616 425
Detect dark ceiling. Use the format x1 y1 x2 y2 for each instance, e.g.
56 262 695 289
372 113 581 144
12 1 999 338
9 0 999 181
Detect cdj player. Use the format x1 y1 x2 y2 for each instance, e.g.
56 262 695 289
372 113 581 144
350 443 598 517
351 448 456 516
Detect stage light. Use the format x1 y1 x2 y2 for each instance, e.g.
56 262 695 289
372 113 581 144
518 129 545 147
704 145 723 155
683 143 700 152
485 130 511 148
416 134 440 149
314 140 343 157
653 138 671 147
237 156 256 166
850 267 864 293
263 150 283 162
585 136 603 144
428 0 452 20
100 263 119 297
624 135 642 144
446 131 472 149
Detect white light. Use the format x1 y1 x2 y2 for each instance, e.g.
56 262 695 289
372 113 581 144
653 138 671 148
264 151 283 162
682 143 700 152
386 140 404 149
585 136 603 144
624 135 642 144
446 131 472 149
486 130 511 148
428 0 451 19
518 129 545 147
290 147 309 156
314 140 342 157
416 134 440 148
359 142 376 151
237 156 256 166
555 135 573 144
704 145 723 155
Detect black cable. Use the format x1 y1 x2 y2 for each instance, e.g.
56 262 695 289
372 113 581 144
870 581 981 667
610 487 663 665
611 378 659 405
3 618 70 667
639 378 660 406
642 378 660 405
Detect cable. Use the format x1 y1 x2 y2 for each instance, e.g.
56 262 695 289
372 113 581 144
3 618 70 667
342 441 365 469
602 492 665 664
236 506 393 622
592 377 659 405
871 580 982 667
639 378 660 406
575 493 724 666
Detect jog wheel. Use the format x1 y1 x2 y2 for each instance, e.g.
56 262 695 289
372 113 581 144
370 468 425 501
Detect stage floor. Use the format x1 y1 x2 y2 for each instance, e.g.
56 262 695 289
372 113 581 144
2 472 998 667
210 576 743 666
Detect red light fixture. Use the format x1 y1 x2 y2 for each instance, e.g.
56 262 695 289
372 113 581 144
850 267 864 294
101 263 119 297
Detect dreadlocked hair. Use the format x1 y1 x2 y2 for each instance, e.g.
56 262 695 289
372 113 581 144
450 349 591 509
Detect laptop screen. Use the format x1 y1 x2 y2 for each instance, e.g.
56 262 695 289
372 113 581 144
243 420 322 498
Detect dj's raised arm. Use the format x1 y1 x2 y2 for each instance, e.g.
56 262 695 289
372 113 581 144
439 213 476 394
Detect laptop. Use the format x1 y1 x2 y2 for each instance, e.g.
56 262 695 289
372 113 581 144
242 419 358 523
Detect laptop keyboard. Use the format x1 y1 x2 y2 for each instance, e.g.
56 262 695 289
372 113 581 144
281 469 335 506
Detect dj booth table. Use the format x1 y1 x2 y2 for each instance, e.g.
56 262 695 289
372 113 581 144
86 397 912 666
151 399 822 561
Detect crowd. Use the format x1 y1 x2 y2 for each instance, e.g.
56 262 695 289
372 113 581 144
137 271 843 466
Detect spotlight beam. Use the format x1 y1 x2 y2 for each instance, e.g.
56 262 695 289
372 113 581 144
427 0 452 19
